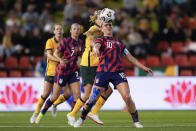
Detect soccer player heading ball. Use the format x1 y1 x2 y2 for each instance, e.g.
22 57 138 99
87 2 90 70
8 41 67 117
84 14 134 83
100 8 115 22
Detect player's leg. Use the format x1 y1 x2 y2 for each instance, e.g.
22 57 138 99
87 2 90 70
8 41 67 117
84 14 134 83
70 71 81 109
74 86 104 127
66 71 81 126
88 85 113 125
35 82 63 123
116 82 143 128
30 77 53 123
52 84 71 117
69 84 91 118
69 67 93 118
36 73 68 123
74 72 109 127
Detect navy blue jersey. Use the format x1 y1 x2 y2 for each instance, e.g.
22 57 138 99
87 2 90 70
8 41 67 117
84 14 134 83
57 37 83 75
95 36 126 72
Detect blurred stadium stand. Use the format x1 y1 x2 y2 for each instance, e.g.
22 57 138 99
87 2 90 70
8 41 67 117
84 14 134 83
0 0 196 77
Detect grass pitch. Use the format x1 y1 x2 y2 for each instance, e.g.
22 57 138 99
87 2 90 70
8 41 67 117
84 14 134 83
0 111 195 131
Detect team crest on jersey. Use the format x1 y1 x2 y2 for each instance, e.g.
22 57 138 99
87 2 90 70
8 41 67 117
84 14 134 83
59 78 63 84
116 41 120 45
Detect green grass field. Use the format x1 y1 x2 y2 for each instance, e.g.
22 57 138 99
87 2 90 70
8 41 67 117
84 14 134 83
0 111 195 131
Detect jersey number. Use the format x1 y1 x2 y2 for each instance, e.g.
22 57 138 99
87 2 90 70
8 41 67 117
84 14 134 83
107 42 112 48
71 49 75 57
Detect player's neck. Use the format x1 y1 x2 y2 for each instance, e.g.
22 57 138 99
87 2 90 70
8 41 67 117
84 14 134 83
55 36 62 42
104 33 113 37
71 35 78 41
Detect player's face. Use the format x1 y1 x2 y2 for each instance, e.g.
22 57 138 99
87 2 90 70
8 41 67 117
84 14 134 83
102 22 113 35
54 25 63 37
96 16 103 26
70 25 80 37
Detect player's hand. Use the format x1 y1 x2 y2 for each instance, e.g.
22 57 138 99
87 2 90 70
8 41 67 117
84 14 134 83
93 47 100 57
145 67 153 76
60 58 68 67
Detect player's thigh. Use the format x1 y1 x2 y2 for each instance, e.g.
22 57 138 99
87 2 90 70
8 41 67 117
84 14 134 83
116 82 131 99
69 71 81 99
63 84 72 98
70 81 81 96
51 82 63 101
42 78 54 97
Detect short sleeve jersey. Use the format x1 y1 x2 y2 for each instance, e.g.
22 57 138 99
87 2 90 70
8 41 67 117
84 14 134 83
45 37 59 76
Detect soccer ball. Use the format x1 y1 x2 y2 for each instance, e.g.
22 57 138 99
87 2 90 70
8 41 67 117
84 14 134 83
100 8 115 22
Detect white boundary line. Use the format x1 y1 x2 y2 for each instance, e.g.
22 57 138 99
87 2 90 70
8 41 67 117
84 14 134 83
0 124 196 128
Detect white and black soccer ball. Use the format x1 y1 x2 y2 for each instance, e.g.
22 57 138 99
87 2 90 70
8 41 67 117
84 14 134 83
100 8 115 22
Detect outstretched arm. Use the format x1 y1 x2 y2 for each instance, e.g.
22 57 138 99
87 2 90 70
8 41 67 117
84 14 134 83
123 49 153 75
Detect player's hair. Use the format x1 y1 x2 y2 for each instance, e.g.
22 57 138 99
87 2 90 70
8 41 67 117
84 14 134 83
53 23 63 31
70 23 80 30
84 28 103 41
89 10 101 24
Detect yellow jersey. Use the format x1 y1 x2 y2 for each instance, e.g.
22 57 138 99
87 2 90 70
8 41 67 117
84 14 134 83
45 37 59 76
80 25 99 67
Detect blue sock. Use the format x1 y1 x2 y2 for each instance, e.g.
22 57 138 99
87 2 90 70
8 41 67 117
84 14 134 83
41 99 53 115
131 110 139 122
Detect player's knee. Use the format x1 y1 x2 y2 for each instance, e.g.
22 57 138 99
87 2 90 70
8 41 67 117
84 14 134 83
50 94 58 102
42 92 50 99
82 92 91 101
107 87 113 95
123 95 131 104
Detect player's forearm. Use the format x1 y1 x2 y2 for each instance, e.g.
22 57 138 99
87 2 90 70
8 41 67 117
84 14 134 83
47 54 60 62
89 40 95 47
53 50 62 62
93 43 101 50
125 54 147 71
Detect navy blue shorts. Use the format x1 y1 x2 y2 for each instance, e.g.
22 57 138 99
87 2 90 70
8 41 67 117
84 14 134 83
54 70 80 87
94 71 128 89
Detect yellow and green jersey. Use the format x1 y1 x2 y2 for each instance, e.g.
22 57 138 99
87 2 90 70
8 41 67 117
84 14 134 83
80 25 100 67
45 37 59 76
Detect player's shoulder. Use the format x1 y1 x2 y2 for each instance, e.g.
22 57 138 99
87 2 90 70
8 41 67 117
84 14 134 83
89 25 99 31
61 37 70 43
96 36 105 41
46 37 54 43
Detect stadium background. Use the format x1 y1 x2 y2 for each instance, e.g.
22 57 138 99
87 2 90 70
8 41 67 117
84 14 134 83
0 0 196 130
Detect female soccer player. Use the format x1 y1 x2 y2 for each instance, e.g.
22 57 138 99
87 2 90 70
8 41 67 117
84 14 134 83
30 23 67 123
35 23 82 123
66 10 113 126
73 21 153 128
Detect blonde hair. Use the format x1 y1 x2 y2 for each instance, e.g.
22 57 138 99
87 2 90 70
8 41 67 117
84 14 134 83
84 28 103 42
53 23 63 31
89 10 101 24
